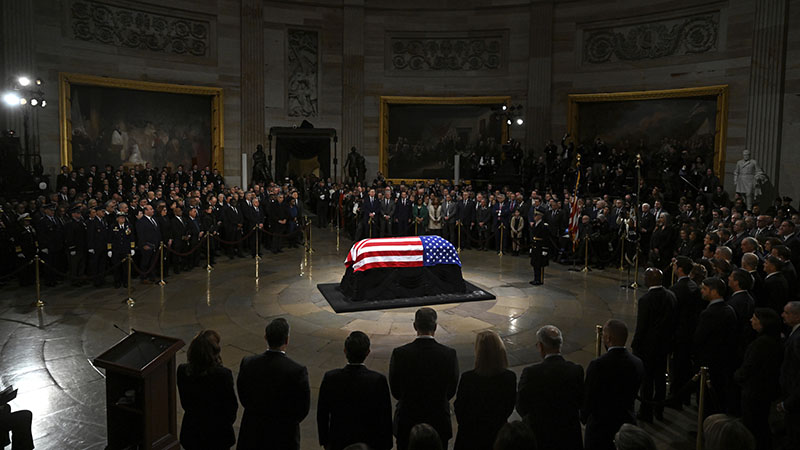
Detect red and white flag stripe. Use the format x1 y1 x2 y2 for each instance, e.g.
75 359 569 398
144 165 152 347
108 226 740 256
346 237 424 272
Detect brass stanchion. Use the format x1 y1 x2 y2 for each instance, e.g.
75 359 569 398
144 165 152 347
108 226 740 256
306 220 314 254
595 325 603 357
206 233 213 272
696 367 709 450
158 243 166 286
336 222 340 252
619 235 625 271
456 221 462 253
255 226 261 261
414 218 417 236
631 249 640 288
582 236 590 272
33 256 44 308
126 254 134 307
498 224 505 256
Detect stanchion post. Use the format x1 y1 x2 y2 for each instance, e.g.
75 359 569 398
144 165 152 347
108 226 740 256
696 367 709 450
456 221 462 253
595 325 603 357
631 247 640 288
498 224 505 256
582 236 590 272
619 235 625 271
126 254 135 307
306 220 314 254
33 255 44 308
255 226 261 261
158 243 166 286
206 233 213 272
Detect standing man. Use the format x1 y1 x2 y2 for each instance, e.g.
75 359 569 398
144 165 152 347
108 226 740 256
317 331 392 450
379 189 395 238
64 205 88 287
778 301 800 450
442 194 457 244
669 257 704 406
493 193 510 253
582 319 644 450
136 204 160 284
631 268 676 422
86 206 109 287
222 197 245 259
389 308 459 450
395 191 412 237
362 188 380 238
110 212 134 288
455 191 474 250
269 193 288 254
529 210 549 285
237 318 310 450
516 325 584 450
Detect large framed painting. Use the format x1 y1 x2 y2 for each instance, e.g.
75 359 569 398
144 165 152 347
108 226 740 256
379 96 510 182
567 85 728 183
59 73 224 172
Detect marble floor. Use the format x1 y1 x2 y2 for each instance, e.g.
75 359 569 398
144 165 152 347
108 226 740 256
0 228 698 450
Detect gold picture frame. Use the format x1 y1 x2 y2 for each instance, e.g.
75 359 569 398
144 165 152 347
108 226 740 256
567 85 729 180
379 95 511 183
59 72 225 172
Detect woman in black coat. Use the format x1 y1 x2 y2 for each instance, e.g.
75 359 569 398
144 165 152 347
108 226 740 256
177 330 238 450
734 308 784 450
453 330 517 450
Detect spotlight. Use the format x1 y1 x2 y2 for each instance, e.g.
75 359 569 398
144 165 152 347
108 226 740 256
40 100 47 108
506 119 512 125
502 105 508 111
516 118 524 126
18 76 31 87
19 98 27 105
35 79 43 86
2 92 20 106
30 98 38 106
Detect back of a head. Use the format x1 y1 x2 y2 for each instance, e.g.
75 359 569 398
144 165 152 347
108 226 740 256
604 319 628 347
703 414 755 450
644 267 663 287
493 421 537 450
536 325 563 352
265 318 290 349
753 307 781 337
408 423 442 450
614 424 655 450
345 331 370 364
675 256 693 276
741 252 758 270
474 330 508 377
187 329 222 375
701 277 726 298
414 307 437 334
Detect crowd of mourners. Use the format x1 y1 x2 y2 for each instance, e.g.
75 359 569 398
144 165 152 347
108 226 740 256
1 136 800 450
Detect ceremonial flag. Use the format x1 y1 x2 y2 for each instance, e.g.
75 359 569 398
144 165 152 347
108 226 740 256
568 163 581 250
345 235 461 273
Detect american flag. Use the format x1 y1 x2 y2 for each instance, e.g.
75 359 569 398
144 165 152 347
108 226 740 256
568 162 581 250
345 235 462 273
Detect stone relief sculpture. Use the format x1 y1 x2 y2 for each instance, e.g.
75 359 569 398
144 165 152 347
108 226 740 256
70 0 210 57
390 36 504 71
287 29 319 118
583 12 719 64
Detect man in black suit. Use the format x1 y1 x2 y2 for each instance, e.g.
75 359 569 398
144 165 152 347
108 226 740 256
582 319 644 450
222 197 246 259
395 191 413 237
517 325 584 450
727 269 756 349
455 191 474 249
529 210 549 285
317 331 392 450
170 206 190 273
764 255 789 314
632 268 676 422
379 189 395 238
269 193 289 254
362 188 380 238
86 207 109 287
669 257 704 404
237 318 310 450
778 220 800 269
136 204 160 283
778 301 800 450
694 277 739 415
389 308 459 450
742 252 766 307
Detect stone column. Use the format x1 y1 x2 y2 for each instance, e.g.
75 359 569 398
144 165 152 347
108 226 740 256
1 0 36 154
240 0 265 179
525 0 554 153
342 0 365 181
745 0 789 184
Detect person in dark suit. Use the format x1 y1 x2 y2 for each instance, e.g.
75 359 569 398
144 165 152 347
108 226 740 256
269 194 288 254
317 331 392 450
395 191 413 237
455 192 474 250
86 207 109 287
136 205 160 283
222 198 246 259
516 325 584 450
453 330 516 450
389 308 459 450
492 194 511 253
237 318 310 450
362 189 380 238
582 319 644 450
64 205 88 286
110 212 134 288
778 301 800 450
528 210 549 286
741 253 766 308
170 206 190 273
669 257 705 405
727 269 756 352
694 277 739 415
632 268 676 422
0 401 33 450
379 189 395 237
177 330 238 450
763 255 789 314
734 308 783 450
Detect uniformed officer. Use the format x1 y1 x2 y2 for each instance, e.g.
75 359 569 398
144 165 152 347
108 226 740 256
87 206 109 287
110 212 135 288
529 210 549 286
35 204 63 286
13 214 38 286
64 204 88 286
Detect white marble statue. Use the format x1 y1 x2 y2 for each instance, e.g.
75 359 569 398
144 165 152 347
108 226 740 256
733 149 767 209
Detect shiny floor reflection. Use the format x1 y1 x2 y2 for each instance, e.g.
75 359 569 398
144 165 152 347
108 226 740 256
0 228 695 449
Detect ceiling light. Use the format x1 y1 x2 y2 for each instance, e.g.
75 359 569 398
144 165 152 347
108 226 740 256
516 118 524 125
2 92 21 106
30 98 38 106
18 76 31 86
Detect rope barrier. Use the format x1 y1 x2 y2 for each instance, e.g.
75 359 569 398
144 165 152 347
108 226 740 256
39 257 127 280
0 259 34 281
212 227 257 245
130 250 161 276
163 239 206 257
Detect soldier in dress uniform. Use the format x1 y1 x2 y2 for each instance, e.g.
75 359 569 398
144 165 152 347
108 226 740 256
13 214 37 286
87 206 109 287
64 204 88 286
200 204 218 266
35 204 62 286
110 212 134 288
529 210 550 286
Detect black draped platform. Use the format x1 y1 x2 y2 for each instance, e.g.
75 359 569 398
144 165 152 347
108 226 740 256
317 265 495 313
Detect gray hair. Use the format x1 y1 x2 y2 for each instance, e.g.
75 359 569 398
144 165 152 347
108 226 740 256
787 301 800 315
741 252 759 270
703 414 755 450
716 246 733 261
614 424 656 450
536 325 563 350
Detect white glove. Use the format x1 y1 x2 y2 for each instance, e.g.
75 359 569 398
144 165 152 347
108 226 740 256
130 249 136 256
17 253 24 259
88 249 95 254
107 251 112 258
41 248 49 254
69 251 76 256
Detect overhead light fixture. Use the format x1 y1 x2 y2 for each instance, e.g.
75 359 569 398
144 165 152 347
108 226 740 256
502 105 508 111
41 100 47 108
516 118 524 126
19 97 27 105
506 119 512 125
35 79 43 86
18 76 31 87
30 98 38 106
2 92 21 106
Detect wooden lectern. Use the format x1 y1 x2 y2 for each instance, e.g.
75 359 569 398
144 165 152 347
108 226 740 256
94 330 185 450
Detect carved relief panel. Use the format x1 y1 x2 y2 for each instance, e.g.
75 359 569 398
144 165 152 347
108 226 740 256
287 29 319 118
386 31 508 75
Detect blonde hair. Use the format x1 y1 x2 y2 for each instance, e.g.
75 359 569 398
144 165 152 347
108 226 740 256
474 330 508 377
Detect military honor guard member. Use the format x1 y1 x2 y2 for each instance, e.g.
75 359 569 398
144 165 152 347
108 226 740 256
529 210 549 285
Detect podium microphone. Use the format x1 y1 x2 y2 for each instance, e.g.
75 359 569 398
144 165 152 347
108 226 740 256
113 324 131 336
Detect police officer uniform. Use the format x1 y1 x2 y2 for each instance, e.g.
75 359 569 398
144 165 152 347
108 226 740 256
529 210 549 285
110 212 135 288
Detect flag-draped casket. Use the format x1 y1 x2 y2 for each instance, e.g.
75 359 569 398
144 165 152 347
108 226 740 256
340 235 466 301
